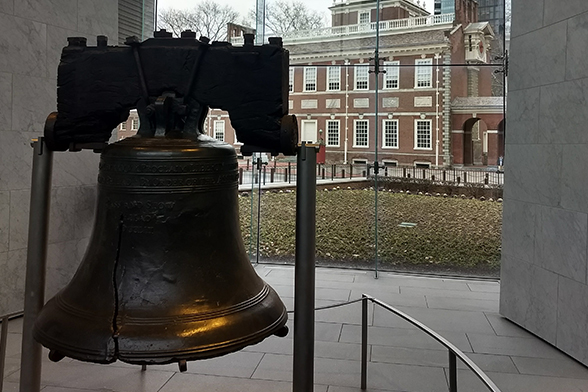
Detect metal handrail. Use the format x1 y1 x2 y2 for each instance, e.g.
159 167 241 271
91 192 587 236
0 296 502 392
361 294 501 392
1 312 23 392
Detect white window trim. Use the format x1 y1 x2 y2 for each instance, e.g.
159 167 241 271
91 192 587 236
383 61 400 90
414 119 432 150
213 120 225 141
120 121 126 130
131 118 139 130
303 67 317 92
415 58 433 88
354 65 369 90
382 119 399 149
353 119 369 148
327 66 341 91
382 159 398 167
289 67 294 93
414 161 432 168
325 119 340 147
358 10 371 24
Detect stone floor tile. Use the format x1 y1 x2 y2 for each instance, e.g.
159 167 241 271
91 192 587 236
399 286 499 301
425 296 499 313
327 386 403 392
350 290 427 308
315 300 367 325
340 324 473 353
182 351 264 378
467 332 569 359
0 381 19 392
315 271 356 283
157 372 321 392
5 317 22 334
316 287 352 302
371 345 449 367
315 341 362 361
484 313 536 338
1 357 20 379
458 369 588 392
372 305 496 334
365 361 449 392
7 360 174 392
511 355 588 379
466 281 500 293
270 283 294 298
243 334 293 355
3 332 22 358
457 352 519 374
252 353 449 392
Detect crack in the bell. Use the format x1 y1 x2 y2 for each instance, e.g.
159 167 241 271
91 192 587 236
112 215 125 357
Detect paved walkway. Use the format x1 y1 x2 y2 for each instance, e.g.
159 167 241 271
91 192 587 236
2 264 588 391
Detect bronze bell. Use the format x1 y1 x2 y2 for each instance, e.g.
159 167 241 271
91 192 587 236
34 134 288 367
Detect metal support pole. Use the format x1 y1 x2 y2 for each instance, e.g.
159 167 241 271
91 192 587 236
19 137 54 392
256 159 263 264
449 351 457 392
293 142 317 392
0 316 9 392
360 295 369 390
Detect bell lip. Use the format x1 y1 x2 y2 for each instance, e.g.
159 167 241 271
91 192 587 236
33 286 288 365
116 308 288 365
34 308 287 366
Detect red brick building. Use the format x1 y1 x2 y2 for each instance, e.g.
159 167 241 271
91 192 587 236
118 0 504 169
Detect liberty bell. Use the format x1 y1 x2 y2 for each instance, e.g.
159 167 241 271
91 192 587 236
34 32 297 369
34 131 289 367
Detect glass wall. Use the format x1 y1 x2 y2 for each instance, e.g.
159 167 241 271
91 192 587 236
154 0 507 277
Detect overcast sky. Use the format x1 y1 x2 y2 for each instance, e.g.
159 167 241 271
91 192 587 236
157 0 435 23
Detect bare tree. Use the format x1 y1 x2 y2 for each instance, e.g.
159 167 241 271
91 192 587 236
249 0 326 36
158 0 240 41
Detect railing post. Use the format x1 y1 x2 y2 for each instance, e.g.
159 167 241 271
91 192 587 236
270 168 275 183
349 163 353 179
443 170 446 182
0 315 9 392
449 351 457 392
342 169 345 179
361 295 369 390
288 162 292 183
293 143 317 392
263 166 266 185
239 168 243 185
463 171 467 183
322 167 325 179
20 137 54 392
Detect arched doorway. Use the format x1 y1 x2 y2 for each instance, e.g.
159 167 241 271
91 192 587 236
462 118 488 166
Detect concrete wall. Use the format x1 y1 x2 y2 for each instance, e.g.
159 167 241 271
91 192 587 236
0 0 118 315
500 0 588 366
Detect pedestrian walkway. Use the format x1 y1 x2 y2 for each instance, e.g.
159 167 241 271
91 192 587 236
2 264 588 391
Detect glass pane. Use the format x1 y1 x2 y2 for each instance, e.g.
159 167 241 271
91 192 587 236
155 0 507 277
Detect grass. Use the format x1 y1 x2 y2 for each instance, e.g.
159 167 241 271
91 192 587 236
239 188 502 276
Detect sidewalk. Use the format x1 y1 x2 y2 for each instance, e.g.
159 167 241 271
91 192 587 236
2 264 588 391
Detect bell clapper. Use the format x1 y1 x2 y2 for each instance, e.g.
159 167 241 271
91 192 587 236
274 326 289 337
178 360 187 372
141 364 147 371
48 350 65 362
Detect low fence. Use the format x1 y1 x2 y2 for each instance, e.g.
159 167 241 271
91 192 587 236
238 161 504 188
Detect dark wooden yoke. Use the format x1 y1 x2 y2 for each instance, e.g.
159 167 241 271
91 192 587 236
46 31 297 155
